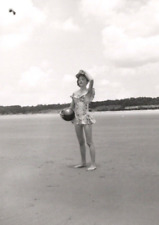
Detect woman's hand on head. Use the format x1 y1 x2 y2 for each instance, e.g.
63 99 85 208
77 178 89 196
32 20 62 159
79 70 93 81
79 70 86 74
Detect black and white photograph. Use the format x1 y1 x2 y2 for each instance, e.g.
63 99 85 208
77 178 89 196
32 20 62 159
0 0 159 224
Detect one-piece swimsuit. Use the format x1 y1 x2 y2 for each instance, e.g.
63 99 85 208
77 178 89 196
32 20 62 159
70 89 96 125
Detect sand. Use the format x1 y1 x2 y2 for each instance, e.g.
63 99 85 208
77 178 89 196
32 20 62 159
0 112 159 225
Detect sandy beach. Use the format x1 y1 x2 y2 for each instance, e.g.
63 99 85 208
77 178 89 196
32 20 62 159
0 111 159 225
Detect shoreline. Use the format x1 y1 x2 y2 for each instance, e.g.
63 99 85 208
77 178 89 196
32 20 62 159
0 108 159 117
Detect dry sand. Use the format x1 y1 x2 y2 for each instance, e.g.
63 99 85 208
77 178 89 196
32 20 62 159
0 112 159 225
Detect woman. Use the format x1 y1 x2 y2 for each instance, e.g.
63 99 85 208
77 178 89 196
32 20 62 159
70 70 96 171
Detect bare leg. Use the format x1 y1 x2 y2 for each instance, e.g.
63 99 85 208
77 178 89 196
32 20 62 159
74 124 86 167
84 125 96 170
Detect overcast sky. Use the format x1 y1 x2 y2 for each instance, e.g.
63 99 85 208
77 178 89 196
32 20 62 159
0 0 159 106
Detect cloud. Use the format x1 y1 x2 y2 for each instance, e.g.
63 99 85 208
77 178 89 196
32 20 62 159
80 0 150 23
80 0 159 67
62 74 75 83
0 0 46 48
99 79 110 86
53 17 81 32
0 32 30 48
15 65 62 105
17 66 77 105
19 66 52 89
88 62 159 101
80 0 121 19
0 0 45 26
102 26 159 67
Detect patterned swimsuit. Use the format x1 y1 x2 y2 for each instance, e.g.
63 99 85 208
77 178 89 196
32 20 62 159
70 89 96 125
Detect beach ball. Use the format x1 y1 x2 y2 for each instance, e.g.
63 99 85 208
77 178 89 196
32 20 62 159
60 108 75 121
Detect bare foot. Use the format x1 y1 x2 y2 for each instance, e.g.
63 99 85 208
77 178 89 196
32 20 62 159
74 164 86 168
87 165 97 171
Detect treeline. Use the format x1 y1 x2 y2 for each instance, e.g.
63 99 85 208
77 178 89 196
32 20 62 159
0 103 69 115
90 97 159 111
0 97 159 115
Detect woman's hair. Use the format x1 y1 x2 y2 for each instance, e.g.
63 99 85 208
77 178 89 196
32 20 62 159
77 74 89 86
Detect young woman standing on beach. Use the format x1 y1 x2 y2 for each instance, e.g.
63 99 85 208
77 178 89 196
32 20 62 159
70 70 96 171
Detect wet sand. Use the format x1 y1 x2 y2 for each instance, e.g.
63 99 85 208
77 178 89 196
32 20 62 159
0 112 159 225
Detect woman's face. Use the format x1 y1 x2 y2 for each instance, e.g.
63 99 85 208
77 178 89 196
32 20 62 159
77 75 88 87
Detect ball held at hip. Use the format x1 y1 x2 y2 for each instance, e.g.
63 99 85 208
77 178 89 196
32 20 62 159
60 108 75 121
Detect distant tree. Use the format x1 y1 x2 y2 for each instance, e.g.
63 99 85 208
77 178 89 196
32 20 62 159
0 97 159 115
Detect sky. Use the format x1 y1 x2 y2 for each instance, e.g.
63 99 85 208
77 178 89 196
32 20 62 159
0 0 159 106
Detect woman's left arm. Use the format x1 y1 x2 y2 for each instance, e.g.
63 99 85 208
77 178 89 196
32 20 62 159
84 71 94 95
